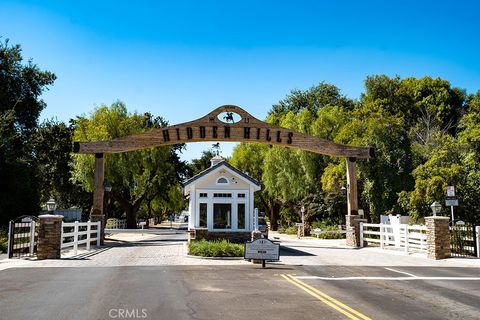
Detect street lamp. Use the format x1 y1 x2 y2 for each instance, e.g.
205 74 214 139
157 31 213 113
430 201 442 216
46 198 57 214
103 180 112 192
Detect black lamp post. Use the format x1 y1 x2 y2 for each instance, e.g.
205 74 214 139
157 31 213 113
46 198 57 214
430 201 442 217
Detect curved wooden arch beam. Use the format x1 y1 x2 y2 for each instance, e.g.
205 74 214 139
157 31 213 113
74 105 374 159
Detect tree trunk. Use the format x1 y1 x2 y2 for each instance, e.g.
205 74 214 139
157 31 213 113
146 199 152 227
269 202 281 231
125 206 136 229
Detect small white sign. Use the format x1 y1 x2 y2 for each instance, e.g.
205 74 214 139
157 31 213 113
313 228 322 235
244 239 280 261
445 199 459 206
447 186 455 197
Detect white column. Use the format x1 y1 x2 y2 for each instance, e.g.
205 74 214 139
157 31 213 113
73 221 79 255
29 221 35 255
380 224 384 249
86 221 91 250
189 186 196 229
476 226 480 258
404 225 409 254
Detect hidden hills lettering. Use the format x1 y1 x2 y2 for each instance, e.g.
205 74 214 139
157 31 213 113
161 126 293 144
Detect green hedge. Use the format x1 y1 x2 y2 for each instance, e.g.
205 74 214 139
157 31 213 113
310 221 345 239
188 239 244 257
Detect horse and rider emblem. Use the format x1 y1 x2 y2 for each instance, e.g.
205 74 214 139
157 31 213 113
218 111 240 124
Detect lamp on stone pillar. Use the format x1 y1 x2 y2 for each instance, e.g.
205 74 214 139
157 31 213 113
430 201 442 217
46 198 57 214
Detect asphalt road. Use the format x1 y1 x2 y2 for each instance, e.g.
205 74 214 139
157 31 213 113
1 263 479 320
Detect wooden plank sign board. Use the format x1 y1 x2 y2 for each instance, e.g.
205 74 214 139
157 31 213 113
244 239 280 261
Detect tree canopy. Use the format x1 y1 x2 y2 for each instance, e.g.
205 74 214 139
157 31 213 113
230 77 478 232
0 39 56 225
71 102 187 228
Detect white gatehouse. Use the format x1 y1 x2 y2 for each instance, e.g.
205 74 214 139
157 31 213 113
183 156 261 242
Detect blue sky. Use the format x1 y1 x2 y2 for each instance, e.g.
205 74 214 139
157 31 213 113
1 0 479 161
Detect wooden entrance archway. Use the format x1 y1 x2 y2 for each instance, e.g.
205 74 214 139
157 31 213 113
74 105 373 242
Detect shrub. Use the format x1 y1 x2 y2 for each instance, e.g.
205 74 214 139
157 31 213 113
310 221 345 239
0 228 8 253
188 239 244 257
284 226 298 235
277 225 299 235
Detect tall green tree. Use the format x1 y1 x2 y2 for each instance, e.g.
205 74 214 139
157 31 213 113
32 120 90 211
229 143 284 230
71 102 185 228
0 39 56 225
186 148 218 177
260 83 355 229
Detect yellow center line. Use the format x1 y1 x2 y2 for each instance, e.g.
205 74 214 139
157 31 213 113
281 274 372 320
286 274 372 320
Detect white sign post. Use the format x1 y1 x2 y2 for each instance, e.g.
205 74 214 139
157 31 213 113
447 186 455 197
244 238 280 268
300 206 305 238
446 186 456 225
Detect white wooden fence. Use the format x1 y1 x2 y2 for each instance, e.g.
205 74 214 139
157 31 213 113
61 221 101 255
105 218 126 229
360 222 428 254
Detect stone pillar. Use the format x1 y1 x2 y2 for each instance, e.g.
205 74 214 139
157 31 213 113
37 214 63 260
425 216 451 260
251 230 262 264
346 215 367 247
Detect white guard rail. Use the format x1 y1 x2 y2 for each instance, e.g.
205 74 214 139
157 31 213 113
61 221 101 255
360 222 427 254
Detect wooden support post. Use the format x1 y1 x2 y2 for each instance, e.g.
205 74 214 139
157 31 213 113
90 153 105 245
346 157 358 216
345 157 365 247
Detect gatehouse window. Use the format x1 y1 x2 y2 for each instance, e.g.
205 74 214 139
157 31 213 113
213 203 231 229
237 193 245 198
237 203 245 229
199 203 207 227
213 193 232 198
216 177 229 185
199 193 208 198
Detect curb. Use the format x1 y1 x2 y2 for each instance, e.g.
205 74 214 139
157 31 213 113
186 254 245 260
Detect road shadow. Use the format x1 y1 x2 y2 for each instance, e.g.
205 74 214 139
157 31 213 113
280 246 315 256
104 238 187 248
62 247 113 260
280 244 359 250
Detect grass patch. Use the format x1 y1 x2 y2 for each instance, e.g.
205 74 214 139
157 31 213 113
188 239 244 257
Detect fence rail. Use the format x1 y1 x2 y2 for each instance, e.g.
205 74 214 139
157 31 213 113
360 223 427 254
61 221 101 255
